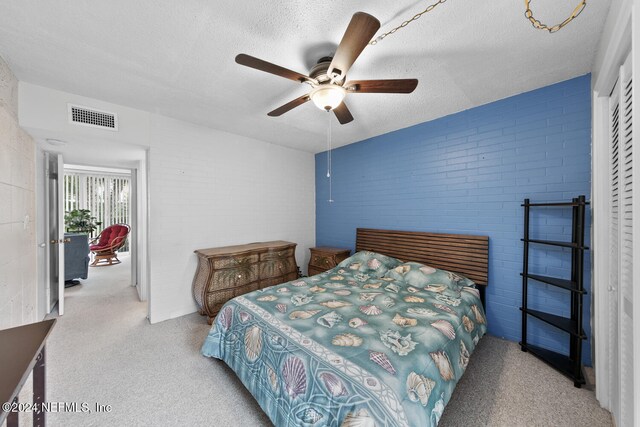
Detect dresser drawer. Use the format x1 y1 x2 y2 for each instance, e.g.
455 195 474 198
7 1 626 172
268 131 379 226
260 246 295 261
206 281 260 315
308 247 351 275
211 264 259 290
309 254 336 269
212 254 260 270
260 257 296 277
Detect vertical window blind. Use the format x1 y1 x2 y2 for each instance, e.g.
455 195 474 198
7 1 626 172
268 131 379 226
64 172 131 251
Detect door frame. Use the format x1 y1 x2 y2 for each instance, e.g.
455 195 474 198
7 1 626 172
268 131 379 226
37 156 150 319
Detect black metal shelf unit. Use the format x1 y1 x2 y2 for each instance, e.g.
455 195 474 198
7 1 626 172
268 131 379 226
519 195 589 388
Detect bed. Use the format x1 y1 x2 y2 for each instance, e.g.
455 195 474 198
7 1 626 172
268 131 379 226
202 229 489 426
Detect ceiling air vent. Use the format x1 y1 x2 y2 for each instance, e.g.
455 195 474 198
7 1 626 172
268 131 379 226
67 104 118 131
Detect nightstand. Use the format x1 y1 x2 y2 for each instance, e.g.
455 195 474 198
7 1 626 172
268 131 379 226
308 247 351 276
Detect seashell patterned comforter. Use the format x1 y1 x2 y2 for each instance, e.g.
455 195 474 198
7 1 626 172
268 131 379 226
202 251 487 426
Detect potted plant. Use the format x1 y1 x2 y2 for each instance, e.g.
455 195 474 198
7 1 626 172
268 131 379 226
64 209 102 237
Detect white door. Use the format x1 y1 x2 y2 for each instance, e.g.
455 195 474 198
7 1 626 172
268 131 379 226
44 152 65 315
616 53 634 427
606 52 635 427
607 77 621 424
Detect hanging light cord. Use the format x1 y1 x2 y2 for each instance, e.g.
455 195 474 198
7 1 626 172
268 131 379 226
524 0 586 33
370 0 447 45
326 111 333 203
369 0 586 45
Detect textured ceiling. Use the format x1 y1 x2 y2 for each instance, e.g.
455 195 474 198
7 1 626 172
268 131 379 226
0 0 611 153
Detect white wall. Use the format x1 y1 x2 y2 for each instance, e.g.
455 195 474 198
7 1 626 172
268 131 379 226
0 56 37 328
592 0 632 91
19 83 316 324
148 116 315 321
19 82 151 149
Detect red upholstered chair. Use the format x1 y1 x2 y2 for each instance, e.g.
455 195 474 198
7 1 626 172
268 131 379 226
89 224 130 267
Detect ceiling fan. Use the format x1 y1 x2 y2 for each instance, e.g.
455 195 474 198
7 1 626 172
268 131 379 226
235 12 419 125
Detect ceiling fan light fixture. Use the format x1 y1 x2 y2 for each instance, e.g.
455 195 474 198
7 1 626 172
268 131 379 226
310 85 346 111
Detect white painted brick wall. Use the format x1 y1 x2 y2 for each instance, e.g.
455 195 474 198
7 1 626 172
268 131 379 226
148 115 315 323
0 56 37 329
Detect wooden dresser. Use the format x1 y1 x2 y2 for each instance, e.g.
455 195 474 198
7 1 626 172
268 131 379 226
308 247 351 276
193 241 298 324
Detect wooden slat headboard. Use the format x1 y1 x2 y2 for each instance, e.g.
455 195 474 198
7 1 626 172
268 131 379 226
356 228 489 286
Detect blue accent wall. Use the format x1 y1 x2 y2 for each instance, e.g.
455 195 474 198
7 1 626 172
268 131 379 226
315 75 592 365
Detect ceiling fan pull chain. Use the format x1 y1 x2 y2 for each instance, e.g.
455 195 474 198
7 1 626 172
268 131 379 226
327 111 334 203
524 0 587 33
327 112 332 178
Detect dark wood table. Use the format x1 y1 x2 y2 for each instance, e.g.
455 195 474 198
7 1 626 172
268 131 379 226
0 319 56 427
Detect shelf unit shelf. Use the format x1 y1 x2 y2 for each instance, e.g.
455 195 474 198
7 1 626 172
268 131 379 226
519 343 586 385
521 201 589 207
520 195 589 388
521 238 589 249
519 308 585 338
521 273 585 294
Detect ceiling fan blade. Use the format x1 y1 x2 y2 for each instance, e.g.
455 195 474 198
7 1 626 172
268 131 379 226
345 79 419 94
267 94 311 117
328 12 381 81
333 102 354 124
236 54 315 84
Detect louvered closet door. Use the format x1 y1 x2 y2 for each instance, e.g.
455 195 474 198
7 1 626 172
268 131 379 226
609 52 634 427
618 53 634 427
608 78 621 423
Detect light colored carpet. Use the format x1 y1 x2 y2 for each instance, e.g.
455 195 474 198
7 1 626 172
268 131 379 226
37 256 611 427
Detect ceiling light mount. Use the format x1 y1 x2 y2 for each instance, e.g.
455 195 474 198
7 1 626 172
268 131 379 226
309 57 336 84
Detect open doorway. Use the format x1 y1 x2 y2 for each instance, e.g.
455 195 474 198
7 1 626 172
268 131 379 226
41 159 143 316
35 141 149 322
